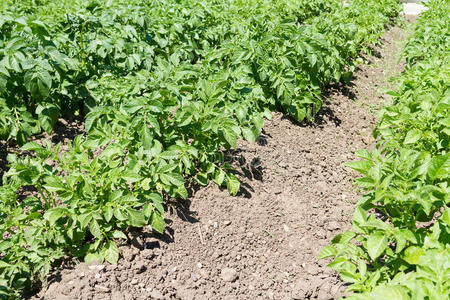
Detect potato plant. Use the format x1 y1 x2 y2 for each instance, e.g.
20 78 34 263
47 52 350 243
319 1 450 298
0 0 402 297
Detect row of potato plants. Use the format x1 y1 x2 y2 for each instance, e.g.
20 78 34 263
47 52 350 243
319 1 450 298
0 0 401 297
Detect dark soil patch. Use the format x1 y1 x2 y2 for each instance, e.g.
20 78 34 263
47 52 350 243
29 23 410 300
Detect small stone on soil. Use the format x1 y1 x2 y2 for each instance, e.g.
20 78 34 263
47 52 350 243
191 273 199 282
220 267 238 282
95 285 110 293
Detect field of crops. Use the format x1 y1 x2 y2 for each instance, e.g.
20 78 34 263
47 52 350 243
2 0 447 298
320 0 450 298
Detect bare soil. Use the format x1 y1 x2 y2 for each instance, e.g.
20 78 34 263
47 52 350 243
30 22 411 300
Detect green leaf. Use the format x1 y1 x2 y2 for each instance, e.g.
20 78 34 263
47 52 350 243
21 142 44 152
150 212 165 233
353 206 367 225
24 69 52 99
43 176 66 193
127 209 146 227
345 160 374 176
214 169 226 186
317 245 337 260
176 186 188 199
79 213 93 229
366 232 388 261
160 172 185 187
331 231 356 244
403 129 421 144
89 220 102 238
441 207 450 226
242 127 258 143
403 246 424 265
222 127 237 148
104 206 113 222
159 151 179 160
36 104 60 134
103 241 119 264
355 150 371 160
226 173 240 196
84 110 103 132
0 261 11 268
122 172 142 183
196 173 209 186
43 207 66 226
368 285 410 300
110 230 127 240
427 155 449 180
114 208 127 221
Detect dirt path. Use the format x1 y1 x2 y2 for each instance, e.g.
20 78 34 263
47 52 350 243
34 22 411 300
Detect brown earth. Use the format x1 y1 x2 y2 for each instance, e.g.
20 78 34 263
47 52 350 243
30 21 411 300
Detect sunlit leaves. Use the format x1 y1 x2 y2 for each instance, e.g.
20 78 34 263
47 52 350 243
320 1 450 297
0 0 407 297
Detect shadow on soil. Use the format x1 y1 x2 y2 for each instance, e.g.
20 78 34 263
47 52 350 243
50 118 85 144
0 141 8 183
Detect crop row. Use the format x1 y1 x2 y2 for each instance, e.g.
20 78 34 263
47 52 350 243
0 0 401 297
319 0 450 298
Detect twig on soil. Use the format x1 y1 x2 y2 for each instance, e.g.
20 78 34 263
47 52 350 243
197 223 205 245
263 229 274 238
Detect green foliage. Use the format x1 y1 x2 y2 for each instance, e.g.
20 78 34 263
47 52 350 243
319 1 450 298
0 0 402 297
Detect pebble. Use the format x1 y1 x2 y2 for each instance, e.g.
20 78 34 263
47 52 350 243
191 273 199 282
283 224 290 232
316 181 328 193
223 220 232 226
197 262 203 269
95 285 110 292
131 278 138 285
213 222 218 229
220 267 238 282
